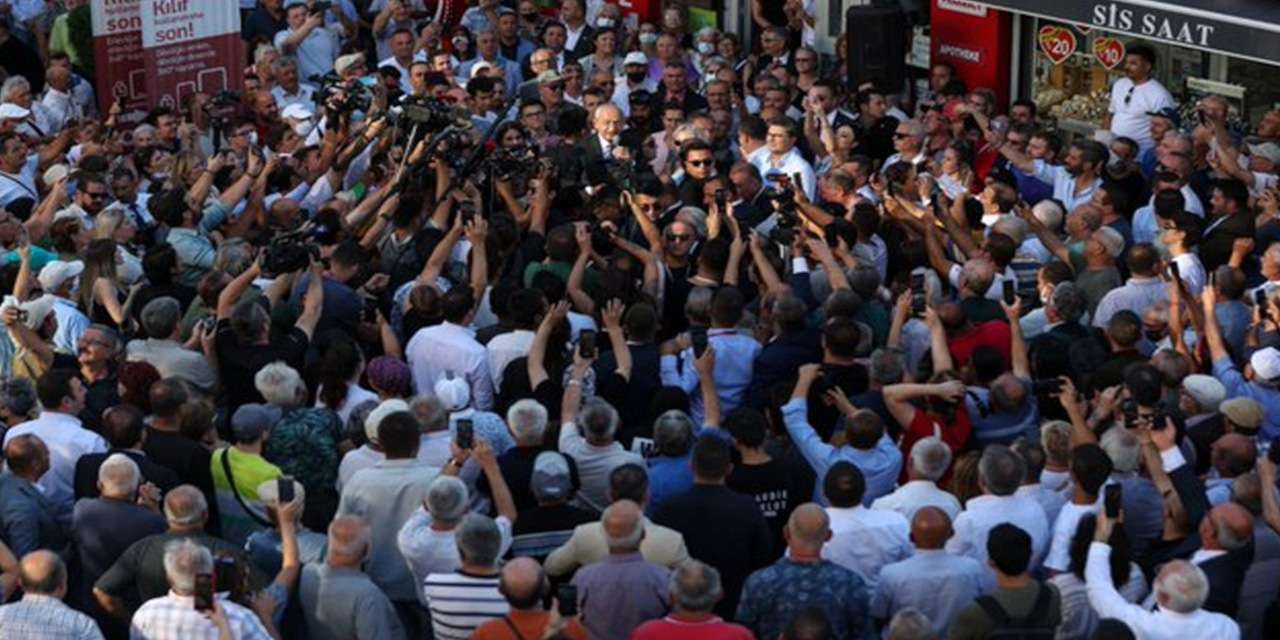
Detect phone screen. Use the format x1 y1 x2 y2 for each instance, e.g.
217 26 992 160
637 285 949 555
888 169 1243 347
556 584 578 617
910 273 926 315
578 330 597 359
194 573 215 611
1002 279 1016 306
278 476 295 504
1104 484 1122 519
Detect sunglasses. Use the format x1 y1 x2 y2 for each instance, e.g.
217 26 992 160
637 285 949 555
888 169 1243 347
893 133 911 139
687 159 713 167
1123 85 1135 106
665 233 693 242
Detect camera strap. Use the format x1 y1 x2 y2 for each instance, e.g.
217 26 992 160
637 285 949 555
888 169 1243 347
219 448 274 528
502 617 529 640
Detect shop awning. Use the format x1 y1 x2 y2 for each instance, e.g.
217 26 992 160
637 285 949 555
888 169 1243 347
976 0 1280 65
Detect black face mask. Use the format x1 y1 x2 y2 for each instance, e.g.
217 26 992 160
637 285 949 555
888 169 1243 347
520 13 538 21
626 70 647 84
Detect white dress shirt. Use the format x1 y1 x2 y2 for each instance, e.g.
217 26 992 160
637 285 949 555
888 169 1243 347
3 411 106 525
1015 483 1068 531
406 321 494 411
821 506 913 592
1086 542 1240 640
1045 500 1100 573
397 508 512 604
750 148 817 202
337 459 441 602
1027 160 1102 215
485 329 535 388
870 549 993 638
946 493 1050 573
870 479 962 522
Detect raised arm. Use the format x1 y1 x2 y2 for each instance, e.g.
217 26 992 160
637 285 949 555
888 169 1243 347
295 261 326 340
695 345 721 427
804 238 850 291
528 301 569 390
567 224 596 315
464 218 489 314
747 232 784 291
882 381 966 435
216 260 264 320
924 305 954 375
601 299 631 381
622 190 662 250
474 438 517 525
1004 298 1029 378
1201 284 1231 365
417 215 464 286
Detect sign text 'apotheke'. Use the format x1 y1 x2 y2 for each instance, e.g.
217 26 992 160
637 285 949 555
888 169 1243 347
1089 2 1215 47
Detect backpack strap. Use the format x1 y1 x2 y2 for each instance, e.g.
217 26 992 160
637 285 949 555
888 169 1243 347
974 595 1012 628
1024 583 1053 624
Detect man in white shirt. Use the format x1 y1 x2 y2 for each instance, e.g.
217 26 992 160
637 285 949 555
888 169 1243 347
751 118 816 202
946 445 1050 574
821 462 912 592
1086 511 1240 640
37 261 90 356
274 0 340 82
557 375 642 513
1104 44 1174 152
405 288 494 410
884 119 928 170
130 539 272 639
485 289 544 388
1044 444 1111 574
39 65 79 134
3 369 107 527
270 57 317 112
871 437 962 522
1001 138 1107 214
127 297 217 391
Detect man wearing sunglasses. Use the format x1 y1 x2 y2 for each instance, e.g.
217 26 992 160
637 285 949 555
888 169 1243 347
677 139 716 208
1102 44 1173 154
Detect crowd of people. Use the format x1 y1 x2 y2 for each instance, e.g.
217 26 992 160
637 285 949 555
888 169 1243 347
0 0 1278 639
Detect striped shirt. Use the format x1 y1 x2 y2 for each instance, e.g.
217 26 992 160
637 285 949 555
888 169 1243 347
422 570 507 640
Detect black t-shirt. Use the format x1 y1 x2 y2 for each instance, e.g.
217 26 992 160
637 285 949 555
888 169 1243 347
79 370 120 434
131 282 198 334
727 458 812 559
480 446 583 514
214 317 309 409
95 531 267 608
142 429 220 535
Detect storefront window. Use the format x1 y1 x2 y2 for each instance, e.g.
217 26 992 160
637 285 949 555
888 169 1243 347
1228 58 1280 126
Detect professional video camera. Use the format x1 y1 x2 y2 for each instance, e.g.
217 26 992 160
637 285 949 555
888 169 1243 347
262 227 323 276
389 95 459 132
313 73 373 115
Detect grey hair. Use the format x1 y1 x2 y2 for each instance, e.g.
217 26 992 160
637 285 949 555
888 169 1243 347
0 75 30 102
653 410 695 458
214 240 254 277
271 55 299 73
507 399 548 444
910 437 952 482
345 399 380 443
255 361 306 407
410 394 449 433
163 486 209 526
1100 426 1140 473
253 43 278 65
1155 560 1209 613
694 26 721 41
98 453 141 498
887 608 934 640
978 445 1026 496
327 515 371 559
132 123 158 140
579 397 620 442
1032 199 1065 232
456 513 504 566
674 207 708 239
990 216 1029 245
868 348 906 386
162 539 212 596
899 119 925 140
684 287 714 325
426 476 470 525
1048 282 1087 323
673 124 710 145
669 560 722 613
602 502 644 550
0 377 39 421
140 296 183 338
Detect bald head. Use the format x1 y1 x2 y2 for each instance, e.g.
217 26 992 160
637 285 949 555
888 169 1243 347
786 503 830 553
500 557 547 610
19 550 66 596
3 433 47 480
937 301 967 332
1204 502 1253 552
602 499 645 552
1210 433 1256 478
163 485 208 529
910 507 952 550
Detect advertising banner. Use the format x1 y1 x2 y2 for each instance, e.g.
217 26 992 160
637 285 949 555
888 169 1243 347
140 0 243 112
90 0 149 126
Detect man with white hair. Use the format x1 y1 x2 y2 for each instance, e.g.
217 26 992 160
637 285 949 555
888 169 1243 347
299 515 407 640
884 119 927 169
870 437 962 521
0 550 102 639
1178 374 1229 473
1098 427 1163 550
1086 511 1239 639
126 296 217 391
490 399 582 513
129 539 272 639
946 445 1050 573
72 453 166 636
559 381 643 512
632 560 754 639
571 500 671 640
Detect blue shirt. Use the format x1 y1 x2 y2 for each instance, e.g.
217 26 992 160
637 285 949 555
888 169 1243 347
661 329 760 426
169 200 233 287
1092 277 1168 329
870 550 993 638
965 384 1040 448
782 398 903 506
1026 160 1101 214
736 558 871 640
647 455 693 516
1213 357 1280 442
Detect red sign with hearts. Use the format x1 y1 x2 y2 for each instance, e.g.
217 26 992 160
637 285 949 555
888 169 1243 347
1038 26 1078 65
1093 37 1126 70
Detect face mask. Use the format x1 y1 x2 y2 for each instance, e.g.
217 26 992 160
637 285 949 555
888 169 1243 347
248 131 259 146
697 42 714 55
294 121 314 137
626 70 647 84
639 32 658 46
597 18 614 28
520 12 537 22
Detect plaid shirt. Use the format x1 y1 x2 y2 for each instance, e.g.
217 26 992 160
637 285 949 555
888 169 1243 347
0 594 103 640
129 592 270 640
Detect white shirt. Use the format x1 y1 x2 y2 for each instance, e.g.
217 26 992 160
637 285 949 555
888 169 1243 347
0 154 39 208
272 83 318 113
1015 483 1068 530
946 493 1050 573
1172 252 1207 297
485 329 535 388
870 479 962 522
378 56 413 94
3 411 107 525
314 382 378 424
40 87 79 133
130 592 271 640
821 506 913 592
1108 77 1174 151
1086 542 1240 640
126 338 218 391
1028 160 1102 215
751 148 817 202
406 321 494 411
1045 500 1099 572
557 419 643 513
397 508 513 604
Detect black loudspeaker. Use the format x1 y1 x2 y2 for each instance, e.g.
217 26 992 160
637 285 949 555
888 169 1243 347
846 6 907 94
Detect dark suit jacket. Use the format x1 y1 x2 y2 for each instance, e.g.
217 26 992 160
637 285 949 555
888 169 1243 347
650 83 709 114
1200 211 1255 272
0 474 66 556
75 448 182 500
575 134 643 189
563 25 595 63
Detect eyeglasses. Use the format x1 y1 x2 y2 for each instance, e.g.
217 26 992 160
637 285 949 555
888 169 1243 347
83 191 108 200
893 132 911 139
544 83 565 91
665 233 693 242
687 159 713 167
638 203 660 212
